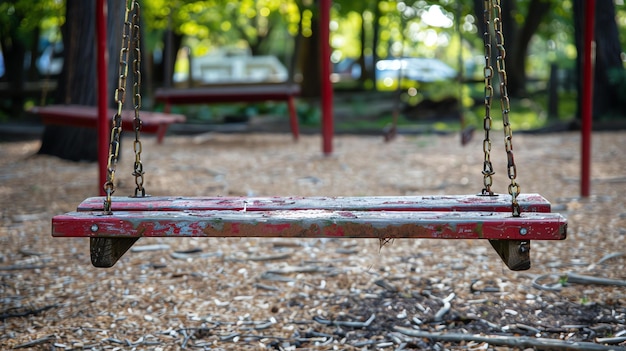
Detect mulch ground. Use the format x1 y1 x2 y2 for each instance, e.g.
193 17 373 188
1 130 625 350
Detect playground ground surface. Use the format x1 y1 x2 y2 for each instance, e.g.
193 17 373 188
1 130 625 350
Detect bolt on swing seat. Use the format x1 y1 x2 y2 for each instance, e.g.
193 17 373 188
51 0 566 270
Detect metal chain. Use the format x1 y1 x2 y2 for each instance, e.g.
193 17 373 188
130 1 145 197
482 0 520 216
103 0 145 213
104 1 133 213
481 0 495 196
492 0 520 216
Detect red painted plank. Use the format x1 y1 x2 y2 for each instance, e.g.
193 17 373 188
52 210 566 240
31 105 186 133
154 84 300 104
76 194 553 213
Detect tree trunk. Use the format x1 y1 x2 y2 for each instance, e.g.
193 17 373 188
38 0 125 161
0 9 28 117
589 0 623 119
357 13 367 89
153 28 182 88
298 12 321 98
473 0 549 98
507 0 551 97
369 2 381 90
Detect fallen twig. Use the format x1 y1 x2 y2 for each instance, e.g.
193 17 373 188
393 326 626 351
131 244 171 252
259 272 295 282
247 252 292 261
595 336 626 345
0 304 58 321
266 265 331 274
502 323 541 335
253 283 279 291
12 335 56 349
566 272 626 287
314 313 376 328
170 251 222 260
374 279 398 292
434 293 455 322
181 328 191 349
0 264 46 271
590 252 625 269
532 274 565 291
533 272 626 291
469 279 501 293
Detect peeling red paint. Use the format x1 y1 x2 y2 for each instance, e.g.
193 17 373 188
52 209 567 241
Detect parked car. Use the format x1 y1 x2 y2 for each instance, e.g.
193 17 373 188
331 56 373 83
332 56 457 90
175 48 289 85
37 41 64 76
375 57 457 90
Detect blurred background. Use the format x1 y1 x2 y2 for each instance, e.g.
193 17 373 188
0 0 625 155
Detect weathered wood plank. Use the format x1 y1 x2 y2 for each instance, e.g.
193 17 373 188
76 194 553 213
52 209 567 240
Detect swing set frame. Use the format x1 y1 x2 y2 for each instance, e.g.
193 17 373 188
52 0 573 270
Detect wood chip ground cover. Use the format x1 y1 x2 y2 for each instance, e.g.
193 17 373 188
1 131 625 350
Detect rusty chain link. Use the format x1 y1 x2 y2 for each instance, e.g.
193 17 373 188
481 0 495 196
483 0 520 216
104 0 145 214
130 1 145 197
492 0 520 216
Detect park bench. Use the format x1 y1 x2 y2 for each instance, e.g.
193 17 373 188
154 83 300 140
30 104 186 144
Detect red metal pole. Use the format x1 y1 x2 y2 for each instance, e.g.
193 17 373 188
320 0 333 155
581 0 595 198
96 0 108 195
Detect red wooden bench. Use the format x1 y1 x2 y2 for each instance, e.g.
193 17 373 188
30 104 186 144
154 83 300 140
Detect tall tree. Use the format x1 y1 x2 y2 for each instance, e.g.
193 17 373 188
333 0 378 89
473 0 551 97
38 0 126 161
294 0 321 98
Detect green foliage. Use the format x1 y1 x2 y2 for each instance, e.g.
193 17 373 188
0 0 63 46
1 0 623 127
142 0 300 56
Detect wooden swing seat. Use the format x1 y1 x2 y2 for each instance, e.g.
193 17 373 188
31 104 186 144
154 83 300 140
52 193 566 269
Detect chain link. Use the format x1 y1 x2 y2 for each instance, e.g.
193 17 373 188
130 1 145 197
492 0 520 216
104 2 132 213
481 0 495 196
104 0 145 213
482 0 520 216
